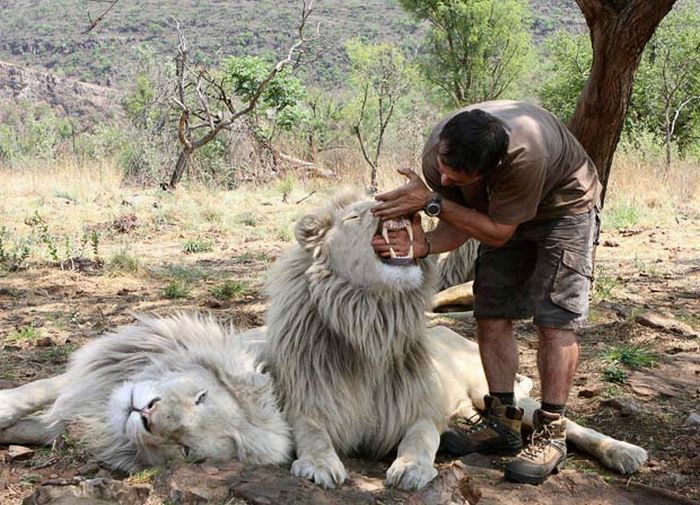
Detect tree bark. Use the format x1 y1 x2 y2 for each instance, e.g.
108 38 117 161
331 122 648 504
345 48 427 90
569 0 677 207
169 148 192 189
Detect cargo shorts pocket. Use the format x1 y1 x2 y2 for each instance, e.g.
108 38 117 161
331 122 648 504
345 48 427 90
550 249 593 314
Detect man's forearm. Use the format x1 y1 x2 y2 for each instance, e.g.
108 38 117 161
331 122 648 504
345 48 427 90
437 199 517 248
424 221 469 256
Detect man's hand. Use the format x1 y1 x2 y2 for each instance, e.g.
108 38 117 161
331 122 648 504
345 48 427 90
371 168 433 220
371 214 428 259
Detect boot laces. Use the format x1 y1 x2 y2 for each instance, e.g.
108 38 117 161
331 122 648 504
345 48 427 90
453 411 494 433
521 423 556 460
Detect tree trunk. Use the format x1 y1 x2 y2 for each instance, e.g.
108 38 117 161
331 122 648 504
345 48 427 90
569 0 677 207
169 148 192 189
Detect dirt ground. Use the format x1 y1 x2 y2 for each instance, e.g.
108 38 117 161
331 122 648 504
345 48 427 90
0 182 698 504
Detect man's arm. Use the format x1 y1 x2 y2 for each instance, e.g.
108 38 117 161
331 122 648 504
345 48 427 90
372 169 518 249
438 199 517 248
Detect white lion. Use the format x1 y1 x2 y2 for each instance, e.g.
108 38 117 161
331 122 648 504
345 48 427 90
0 192 647 490
262 190 648 491
0 314 292 472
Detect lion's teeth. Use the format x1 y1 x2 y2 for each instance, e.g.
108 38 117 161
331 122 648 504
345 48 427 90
407 224 413 243
408 245 414 258
390 246 397 258
382 225 390 244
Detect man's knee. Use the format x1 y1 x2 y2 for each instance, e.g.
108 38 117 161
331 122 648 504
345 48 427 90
477 318 513 340
536 326 577 346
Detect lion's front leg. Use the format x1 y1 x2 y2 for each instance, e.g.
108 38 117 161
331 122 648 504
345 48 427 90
385 418 440 491
0 374 68 429
290 416 348 489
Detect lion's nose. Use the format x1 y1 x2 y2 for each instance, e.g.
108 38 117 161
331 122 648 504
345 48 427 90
138 397 161 432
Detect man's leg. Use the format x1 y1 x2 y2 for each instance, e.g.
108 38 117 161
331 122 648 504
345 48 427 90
440 317 524 456
537 326 579 407
477 318 519 397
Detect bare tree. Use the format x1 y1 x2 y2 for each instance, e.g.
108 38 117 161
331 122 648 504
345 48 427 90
347 41 412 194
569 0 677 206
81 0 120 34
168 0 320 189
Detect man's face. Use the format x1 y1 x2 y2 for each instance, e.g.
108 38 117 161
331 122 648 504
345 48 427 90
436 155 481 187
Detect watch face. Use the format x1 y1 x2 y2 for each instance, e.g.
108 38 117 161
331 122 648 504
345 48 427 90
426 201 441 216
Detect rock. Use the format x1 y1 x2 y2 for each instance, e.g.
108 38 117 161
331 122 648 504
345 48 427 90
76 462 101 476
8 445 35 461
578 385 606 398
203 299 223 309
636 312 699 338
602 239 620 247
21 477 150 505
34 336 54 347
686 412 700 426
601 396 645 416
406 461 477 505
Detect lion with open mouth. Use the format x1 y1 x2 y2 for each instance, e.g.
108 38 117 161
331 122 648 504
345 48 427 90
0 191 647 491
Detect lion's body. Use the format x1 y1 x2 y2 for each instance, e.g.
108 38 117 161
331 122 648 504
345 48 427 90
435 237 479 291
263 191 648 490
0 192 648 490
0 314 292 473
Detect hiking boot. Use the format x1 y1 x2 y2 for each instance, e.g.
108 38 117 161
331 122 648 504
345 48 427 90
504 409 567 485
440 395 523 456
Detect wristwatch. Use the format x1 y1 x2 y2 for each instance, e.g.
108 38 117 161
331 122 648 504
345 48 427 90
424 193 443 217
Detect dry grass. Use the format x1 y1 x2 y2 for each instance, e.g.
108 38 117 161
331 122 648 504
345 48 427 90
604 148 700 229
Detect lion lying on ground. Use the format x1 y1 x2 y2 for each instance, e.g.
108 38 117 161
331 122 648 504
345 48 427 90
0 314 292 472
0 192 647 490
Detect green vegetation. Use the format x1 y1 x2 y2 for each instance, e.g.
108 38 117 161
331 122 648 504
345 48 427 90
603 345 656 369
398 0 533 106
602 199 642 230
108 250 140 274
162 280 190 299
537 6 700 160
601 344 656 384
182 238 214 254
5 325 42 344
209 280 247 301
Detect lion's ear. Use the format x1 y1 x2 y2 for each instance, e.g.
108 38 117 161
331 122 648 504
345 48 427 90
294 213 332 251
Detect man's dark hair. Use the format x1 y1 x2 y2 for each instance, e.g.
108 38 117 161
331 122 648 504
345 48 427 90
437 109 508 176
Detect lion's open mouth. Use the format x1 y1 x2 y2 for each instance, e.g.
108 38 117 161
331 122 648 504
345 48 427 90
378 217 416 266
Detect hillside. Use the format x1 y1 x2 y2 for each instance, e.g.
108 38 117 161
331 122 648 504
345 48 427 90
0 0 586 87
0 60 120 125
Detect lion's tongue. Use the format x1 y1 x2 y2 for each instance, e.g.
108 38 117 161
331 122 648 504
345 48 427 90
381 218 415 265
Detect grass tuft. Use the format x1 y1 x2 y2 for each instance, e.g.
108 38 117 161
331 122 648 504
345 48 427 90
108 249 140 274
162 280 190 299
209 280 247 301
603 344 656 369
182 238 214 254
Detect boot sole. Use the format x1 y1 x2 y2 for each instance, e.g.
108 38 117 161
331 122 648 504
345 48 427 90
504 461 564 485
440 435 522 457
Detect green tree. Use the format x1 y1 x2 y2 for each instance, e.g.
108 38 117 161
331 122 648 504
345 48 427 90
537 32 592 122
224 55 309 143
537 5 700 169
629 4 700 168
397 0 532 107
346 39 414 192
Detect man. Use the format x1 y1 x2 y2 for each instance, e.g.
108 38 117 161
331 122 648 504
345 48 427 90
371 100 601 484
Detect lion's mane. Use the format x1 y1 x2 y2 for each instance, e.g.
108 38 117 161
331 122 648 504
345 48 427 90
264 192 445 457
43 314 291 472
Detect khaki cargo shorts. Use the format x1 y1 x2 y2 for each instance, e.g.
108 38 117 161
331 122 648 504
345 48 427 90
473 207 600 329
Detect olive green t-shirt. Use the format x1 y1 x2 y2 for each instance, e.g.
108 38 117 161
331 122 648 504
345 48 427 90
422 100 602 224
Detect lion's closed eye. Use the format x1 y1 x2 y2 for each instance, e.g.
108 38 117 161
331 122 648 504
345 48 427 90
341 213 361 223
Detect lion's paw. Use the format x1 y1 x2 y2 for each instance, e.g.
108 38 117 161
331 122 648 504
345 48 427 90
385 458 438 491
0 397 20 429
599 440 648 474
291 454 348 489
